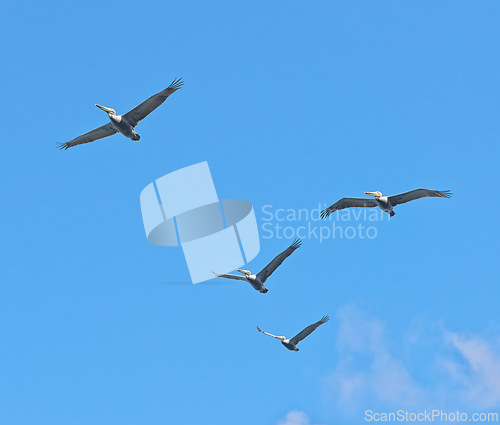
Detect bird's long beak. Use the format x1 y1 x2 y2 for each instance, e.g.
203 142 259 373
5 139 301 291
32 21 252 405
365 192 378 197
236 269 246 274
95 104 112 113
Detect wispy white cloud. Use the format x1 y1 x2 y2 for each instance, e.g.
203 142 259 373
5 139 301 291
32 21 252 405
280 308 500 425
441 331 500 408
326 306 500 413
276 410 322 425
328 306 423 410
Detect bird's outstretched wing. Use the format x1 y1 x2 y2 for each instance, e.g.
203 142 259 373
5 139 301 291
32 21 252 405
388 189 452 206
256 326 279 339
123 78 184 127
256 238 302 284
321 198 378 218
58 123 117 150
212 271 247 282
290 315 329 346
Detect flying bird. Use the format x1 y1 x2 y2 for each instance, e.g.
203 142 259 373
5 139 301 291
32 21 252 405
257 315 329 351
58 78 183 150
321 188 452 218
212 238 302 293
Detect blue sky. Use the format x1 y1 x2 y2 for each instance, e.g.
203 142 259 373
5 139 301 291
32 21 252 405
1 1 500 424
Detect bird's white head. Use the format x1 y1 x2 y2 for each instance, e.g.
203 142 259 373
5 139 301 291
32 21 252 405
365 191 383 198
236 269 251 277
95 104 117 115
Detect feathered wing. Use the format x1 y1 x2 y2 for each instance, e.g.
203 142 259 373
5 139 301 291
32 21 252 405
256 238 302 284
212 272 247 282
388 189 452 206
321 198 378 218
256 326 279 339
58 123 117 150
290 315 329 346
122 78 184 127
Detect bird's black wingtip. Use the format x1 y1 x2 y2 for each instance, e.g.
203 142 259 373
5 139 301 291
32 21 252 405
169 77 184 90
320 209 330 219
57 143 69 151
440 190 452 199
291 238 302 248
321 315 330 323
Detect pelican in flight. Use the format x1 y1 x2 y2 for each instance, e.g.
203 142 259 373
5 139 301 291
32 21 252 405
257 315 329 351
321 188 452 218
213 238 302 293
58 78 183 150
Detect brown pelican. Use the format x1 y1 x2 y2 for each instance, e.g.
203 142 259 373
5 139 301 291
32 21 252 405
213 238 302 293
257 315 329 351
58 78 183 150
321 188 452 218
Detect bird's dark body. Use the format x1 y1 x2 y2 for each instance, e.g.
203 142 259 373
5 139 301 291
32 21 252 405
109 115 141 141
281 340 299 351
248 276 268 293
375 197 395 216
